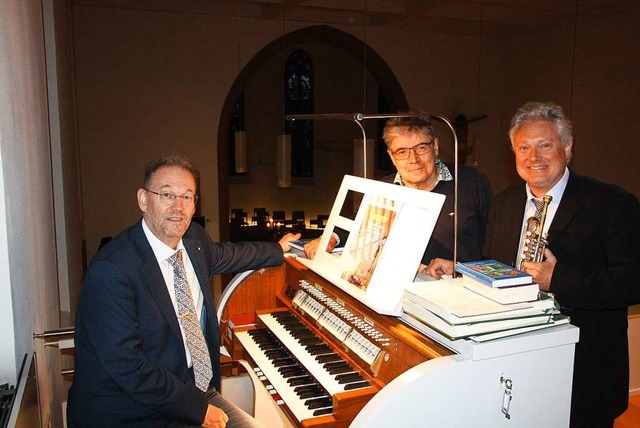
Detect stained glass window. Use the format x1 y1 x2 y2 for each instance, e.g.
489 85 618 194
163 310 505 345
285 50 314 178
228 90 245 177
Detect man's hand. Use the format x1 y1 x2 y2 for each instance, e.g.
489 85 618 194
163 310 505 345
202 404 228 428
303 235 337 259
278 232 302 253
426 258 454 279
520 248 556 291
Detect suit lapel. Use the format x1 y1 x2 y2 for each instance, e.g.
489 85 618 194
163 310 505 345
548 172 584 244
131 222 183 341
184 238 215 321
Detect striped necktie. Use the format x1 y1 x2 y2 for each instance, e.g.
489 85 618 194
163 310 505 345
167 250 212 392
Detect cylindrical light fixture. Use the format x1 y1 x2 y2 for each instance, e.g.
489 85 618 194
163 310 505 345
353 138 374 179
234 131 247 173
276 134 291 188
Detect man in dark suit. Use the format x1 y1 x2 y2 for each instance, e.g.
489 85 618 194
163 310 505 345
67 156 299 427
428 102 640 427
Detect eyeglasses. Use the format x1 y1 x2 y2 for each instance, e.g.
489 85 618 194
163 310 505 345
389 139 435 160
145 189 198 205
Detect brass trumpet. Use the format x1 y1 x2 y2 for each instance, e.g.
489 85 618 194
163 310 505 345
517 195 552 270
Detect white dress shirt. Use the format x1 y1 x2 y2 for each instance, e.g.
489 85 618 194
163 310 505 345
516 167 570 267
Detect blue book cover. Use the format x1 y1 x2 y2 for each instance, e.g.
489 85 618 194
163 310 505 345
455 260 532 288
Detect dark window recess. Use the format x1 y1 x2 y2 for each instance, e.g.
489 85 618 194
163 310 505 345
285 50 314 178
228 90 246 177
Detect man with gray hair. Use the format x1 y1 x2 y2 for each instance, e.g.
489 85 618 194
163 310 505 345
428 101 640 427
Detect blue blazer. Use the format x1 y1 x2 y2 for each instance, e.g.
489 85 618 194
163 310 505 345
67 220 283 427
484 170 640 424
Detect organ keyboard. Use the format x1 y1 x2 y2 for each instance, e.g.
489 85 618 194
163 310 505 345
235 311 372 422
218 257 579 427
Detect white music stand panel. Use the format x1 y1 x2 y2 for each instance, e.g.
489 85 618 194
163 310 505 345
300 175 444 316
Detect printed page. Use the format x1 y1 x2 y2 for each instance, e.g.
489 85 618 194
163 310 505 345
340 196 396 291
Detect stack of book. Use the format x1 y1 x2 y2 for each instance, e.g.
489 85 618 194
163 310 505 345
402 277 568 342
455 260 539 305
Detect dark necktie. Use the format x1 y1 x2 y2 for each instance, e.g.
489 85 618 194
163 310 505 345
167 250 212 392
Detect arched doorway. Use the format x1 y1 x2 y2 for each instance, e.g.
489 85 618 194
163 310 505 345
217 25 408 242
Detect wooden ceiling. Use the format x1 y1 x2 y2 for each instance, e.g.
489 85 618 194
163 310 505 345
73 0 639 36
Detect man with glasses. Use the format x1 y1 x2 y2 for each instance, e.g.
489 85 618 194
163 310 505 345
305 114 493 269
68 156 300 427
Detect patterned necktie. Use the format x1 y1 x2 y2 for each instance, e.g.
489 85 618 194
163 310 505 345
167 250 212 392
533 198 545 219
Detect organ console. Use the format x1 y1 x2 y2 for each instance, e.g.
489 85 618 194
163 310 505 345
218 257 579 427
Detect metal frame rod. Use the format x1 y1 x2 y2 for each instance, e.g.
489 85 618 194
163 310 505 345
285 112 459 271
33 327 75 339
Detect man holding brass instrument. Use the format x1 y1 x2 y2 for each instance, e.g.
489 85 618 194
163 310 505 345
429 101 640 427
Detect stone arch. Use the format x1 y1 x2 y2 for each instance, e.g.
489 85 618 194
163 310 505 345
218 24 408 240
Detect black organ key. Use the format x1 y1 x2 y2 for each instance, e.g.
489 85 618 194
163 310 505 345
336 372 364 384
316 353 341 363
323 361 348 370
300 390 325 399
295 386 325 399
265 350 288 359
306 344 332 355
305 397 333 410
294 385 320 394
273 357 296 367
344 381 371 390
279 366 306 378
329 365 354 375
288 376 314 386
295 332 317 341
313 408 333 416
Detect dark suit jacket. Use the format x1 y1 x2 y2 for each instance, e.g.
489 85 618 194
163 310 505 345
67 220 284 427
380 163 493 264
484 170 640 424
